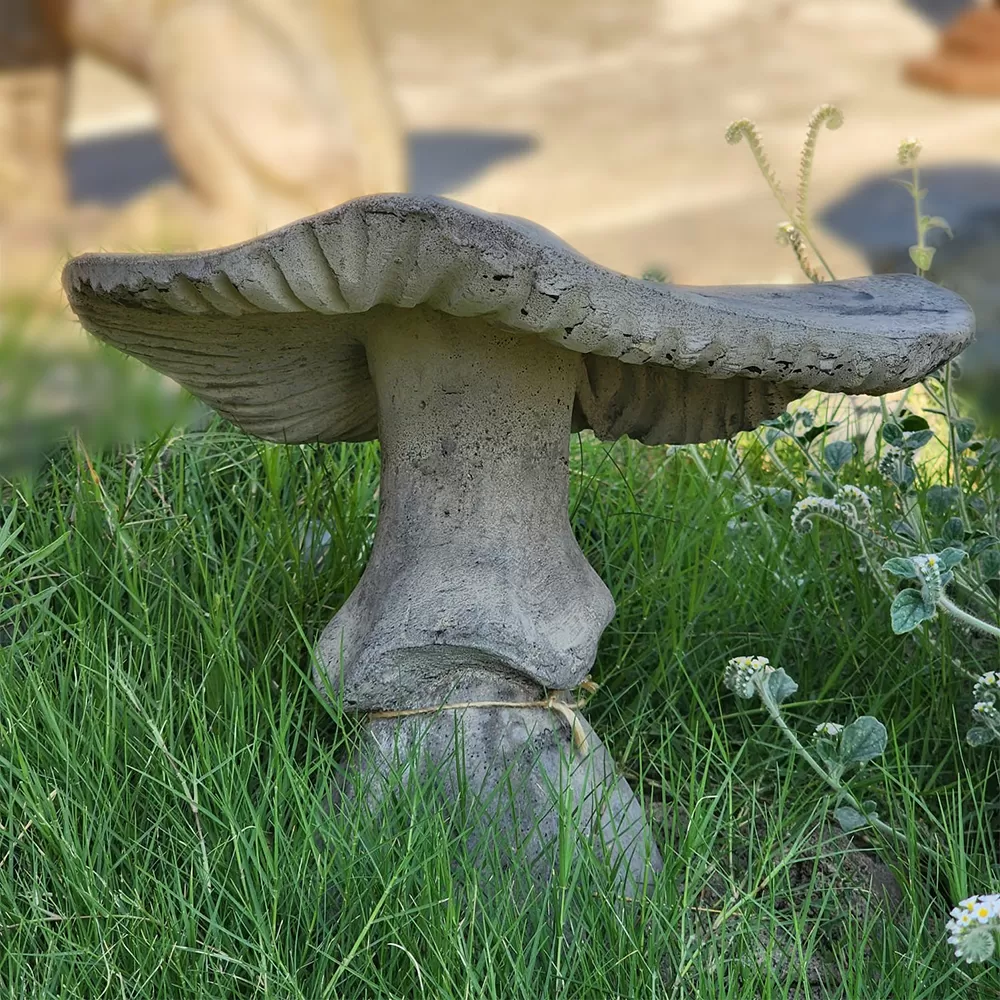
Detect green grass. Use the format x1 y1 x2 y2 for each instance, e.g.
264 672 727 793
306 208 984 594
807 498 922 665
2 359 999 997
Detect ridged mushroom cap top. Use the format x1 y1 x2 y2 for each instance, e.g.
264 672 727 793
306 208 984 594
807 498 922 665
63 194 975 445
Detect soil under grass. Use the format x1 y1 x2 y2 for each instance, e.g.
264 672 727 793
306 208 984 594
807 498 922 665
1 355 998 998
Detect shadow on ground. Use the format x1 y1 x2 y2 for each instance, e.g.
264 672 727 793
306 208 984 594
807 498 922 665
822 161 1000 427
68 127 537 204
904 0 974 28
820 163 1000 265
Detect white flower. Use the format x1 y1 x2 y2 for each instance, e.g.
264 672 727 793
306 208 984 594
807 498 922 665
724 655 774 699
912 553 944 604
898 137 922 166
945 894 1000 963
814 722 844 738
974 672 999 704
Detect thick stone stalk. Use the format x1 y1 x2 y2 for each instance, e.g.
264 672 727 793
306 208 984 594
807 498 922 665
318 306 616 710
315 309 659 892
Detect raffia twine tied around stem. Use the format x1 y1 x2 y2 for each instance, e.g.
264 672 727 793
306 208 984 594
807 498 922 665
368 677 600 756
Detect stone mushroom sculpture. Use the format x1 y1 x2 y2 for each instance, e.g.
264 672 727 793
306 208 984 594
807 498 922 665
62 194 975 895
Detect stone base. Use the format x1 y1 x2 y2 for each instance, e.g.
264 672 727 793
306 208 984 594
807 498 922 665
328 697 663 898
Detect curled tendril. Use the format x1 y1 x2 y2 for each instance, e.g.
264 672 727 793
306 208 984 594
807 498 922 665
797 104 844 227
973 672 999 704
834 485 872 523
724 655 774 699
725 118 784 205
878 446 913 482
791 494 865 534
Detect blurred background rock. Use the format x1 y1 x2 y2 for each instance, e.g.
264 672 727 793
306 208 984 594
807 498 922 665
2 0 999 471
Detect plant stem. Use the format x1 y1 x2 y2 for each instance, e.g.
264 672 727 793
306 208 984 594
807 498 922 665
798 224 837 281
755 683 931 853
938 595 1000 640
942 362 971 529
912 160 925 278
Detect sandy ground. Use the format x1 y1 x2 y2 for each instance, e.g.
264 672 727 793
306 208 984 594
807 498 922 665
60 0 1000 288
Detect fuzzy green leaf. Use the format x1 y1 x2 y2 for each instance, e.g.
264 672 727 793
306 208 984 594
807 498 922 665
921 215 953 238
882 557 918 579
953 417 977 446
838 717 887 764
764 669 798 706
941 519 966 544
980 547 1000 581
798 423 837 446
966 726 998 748
833 806 870 833
925 485 959 516
813 741 841 771
937 546 967 570
823 440 855 473
881 422 904 445
968 534 997 558
909 245 935 272
902 429 934 451
899 413 930 432
889 463 916 490
890 588 936 633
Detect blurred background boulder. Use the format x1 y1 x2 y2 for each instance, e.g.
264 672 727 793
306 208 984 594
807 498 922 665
869 213 1000 427
821 163 1000 429
0 0 405 294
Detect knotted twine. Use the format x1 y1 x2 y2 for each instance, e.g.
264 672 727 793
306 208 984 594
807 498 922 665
368 677 600 756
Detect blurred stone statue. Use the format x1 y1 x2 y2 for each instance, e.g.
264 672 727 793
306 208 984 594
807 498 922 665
905 0 1000 94
0 0 405 263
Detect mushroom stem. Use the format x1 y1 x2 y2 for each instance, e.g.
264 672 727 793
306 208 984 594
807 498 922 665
317 306 616 711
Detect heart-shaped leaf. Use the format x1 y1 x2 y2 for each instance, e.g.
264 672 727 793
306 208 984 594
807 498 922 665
839 717 887 765
824 440 855 473
764 669 798 706
834 806 870 833
890 588 936 633
925 484 959 516
883 557 918 579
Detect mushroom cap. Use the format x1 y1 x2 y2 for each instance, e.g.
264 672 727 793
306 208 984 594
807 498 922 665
62 194 974 445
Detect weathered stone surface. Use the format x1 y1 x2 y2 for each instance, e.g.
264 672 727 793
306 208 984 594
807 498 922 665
0 0 404 235
63 194 975 430
321 311 615 704
62 193 974 893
